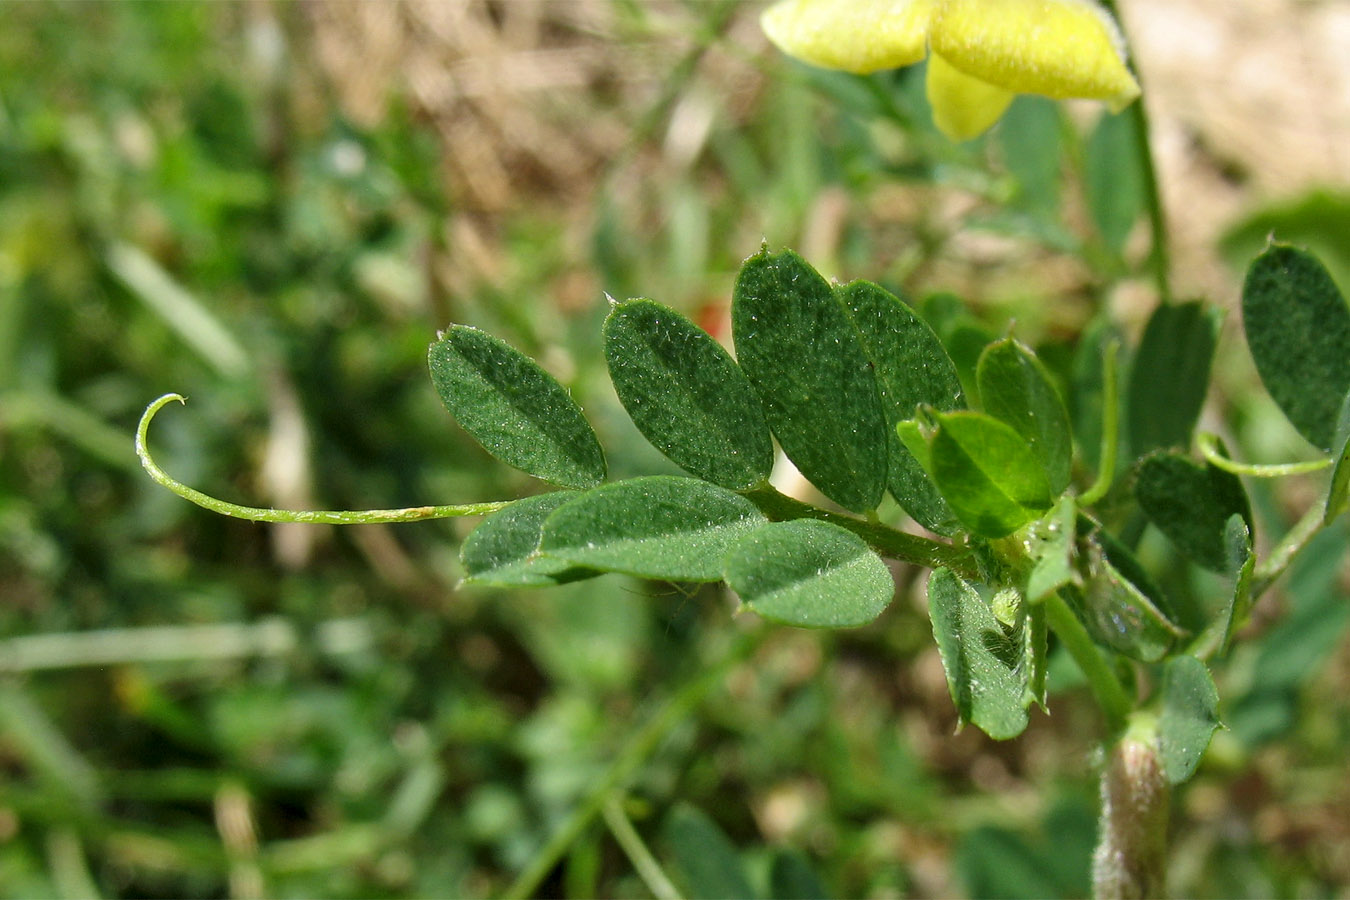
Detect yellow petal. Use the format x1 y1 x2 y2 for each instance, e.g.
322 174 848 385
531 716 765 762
930 0 1141 108
761 0 936 75
926 51 1015 141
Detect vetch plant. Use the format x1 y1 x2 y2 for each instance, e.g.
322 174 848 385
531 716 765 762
134 3 1350 897
138 242 1350 897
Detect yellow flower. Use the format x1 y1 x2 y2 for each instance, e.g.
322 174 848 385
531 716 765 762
761 0 1141 141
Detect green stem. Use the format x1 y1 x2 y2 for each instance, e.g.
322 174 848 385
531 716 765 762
1129 93 1170 304
1197 432 1332 478
46 828 104 900
1043 593 1131 735
1252 502 1327 598
742 486 979 579
500 628 763 900
137 394 510 524
1080 339 1121 507
602 795 683 900
1100 0 1171 303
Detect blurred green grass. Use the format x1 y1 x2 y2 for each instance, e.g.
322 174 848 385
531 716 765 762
1 3 1347 898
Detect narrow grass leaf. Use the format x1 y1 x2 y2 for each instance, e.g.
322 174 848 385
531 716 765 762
603 298 773 490
929 411 1053 538
1228 525 1350 745
538 476 765 582
1243 244 1350 451
1159 656 1221 784
107 242 250 379
732 248 887 512
429 325 605 488
838 279 964 533
724 519 894 628
977 338 1073 494
461 492 597 587
927 568 1029 740
1084 110 1143 255
1136 450 1253 572
955 826 1068 900
1127 301 1220 455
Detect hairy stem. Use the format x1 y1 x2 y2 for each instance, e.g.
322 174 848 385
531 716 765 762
137 394 509 523
1092 716 1170 899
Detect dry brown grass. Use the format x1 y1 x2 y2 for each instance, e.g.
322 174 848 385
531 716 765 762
295 0 1350 314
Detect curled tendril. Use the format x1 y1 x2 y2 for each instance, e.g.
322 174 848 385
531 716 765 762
136 393 510 524
1196 432 1331 479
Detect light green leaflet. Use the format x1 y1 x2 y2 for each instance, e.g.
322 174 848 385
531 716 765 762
919 410 1053 539
977 338 1073 496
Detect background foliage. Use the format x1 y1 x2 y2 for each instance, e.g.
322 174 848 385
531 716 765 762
1 2 1348 897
